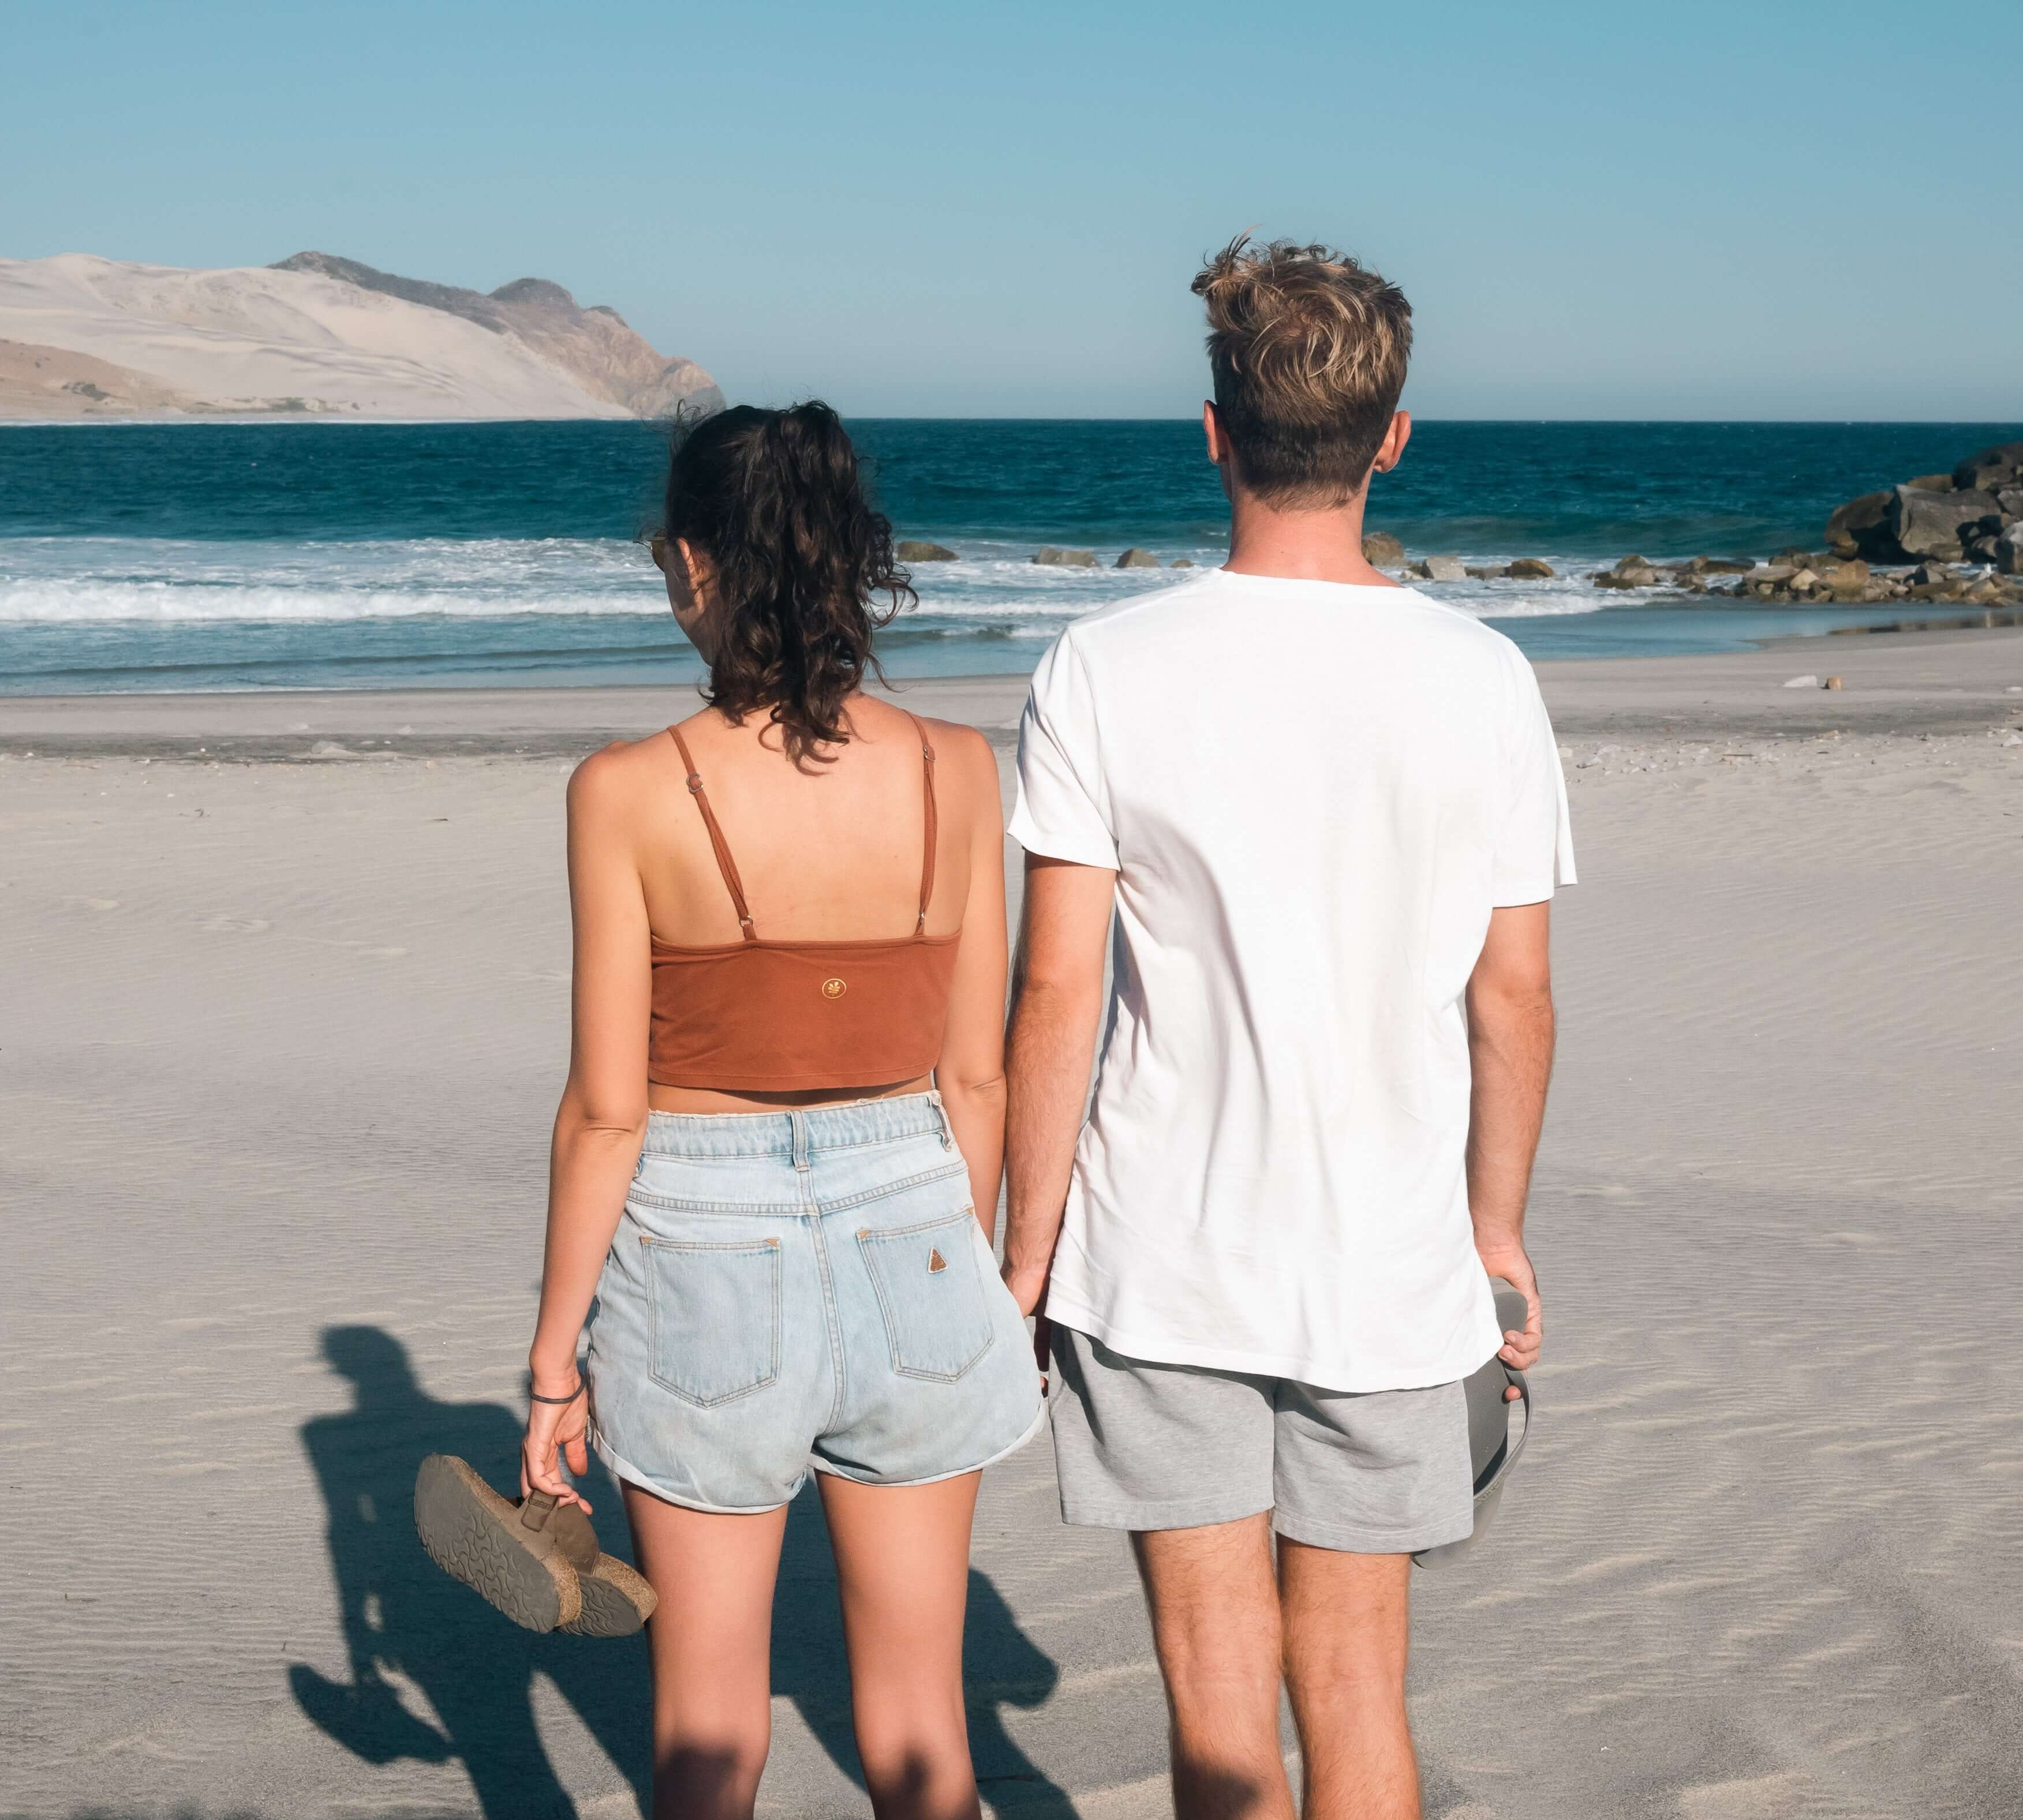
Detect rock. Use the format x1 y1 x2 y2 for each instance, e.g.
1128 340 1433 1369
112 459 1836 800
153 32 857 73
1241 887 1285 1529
1824 676 1844 690
896 540 958 562
1362 531 1406 566
1999 525 2023 576
1994 487 2023 522
1953 441 2023 491
1415 556 1467 582
1033 546 1097 567
1507 557 1555 579
1905 474 1955 493
1890 485 2000 560
1774 545 1818 567
1789 568 1821 590
1964 575 2005 602
1115 548 1160 568
1170 557 1195 568
1465 565 1510 579
1594 553 1662 589
1824 490 1894 560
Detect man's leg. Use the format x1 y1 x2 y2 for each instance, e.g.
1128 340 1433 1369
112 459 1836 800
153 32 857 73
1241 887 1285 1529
1048 1328 1284 1820
1277 1543 1416 1820
1133 1515 1295 1820
1268 1377 1473 1820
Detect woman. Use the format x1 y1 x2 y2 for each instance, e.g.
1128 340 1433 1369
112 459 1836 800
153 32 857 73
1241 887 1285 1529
519 403 1042 1820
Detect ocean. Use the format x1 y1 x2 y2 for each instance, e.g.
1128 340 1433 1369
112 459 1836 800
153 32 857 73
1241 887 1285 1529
3 419 2018 695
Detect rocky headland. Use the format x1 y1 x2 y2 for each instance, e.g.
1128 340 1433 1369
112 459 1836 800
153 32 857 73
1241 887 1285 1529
0 252 720 421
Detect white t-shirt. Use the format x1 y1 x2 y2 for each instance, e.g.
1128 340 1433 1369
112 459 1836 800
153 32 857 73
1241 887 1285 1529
1008 567 1576 1392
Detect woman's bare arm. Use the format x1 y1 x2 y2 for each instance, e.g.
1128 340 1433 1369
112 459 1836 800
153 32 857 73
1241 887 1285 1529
522 747 653 1506
932 726 1011 1234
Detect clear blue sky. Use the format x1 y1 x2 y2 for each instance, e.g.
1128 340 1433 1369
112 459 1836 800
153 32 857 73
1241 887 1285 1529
6 1 2018 420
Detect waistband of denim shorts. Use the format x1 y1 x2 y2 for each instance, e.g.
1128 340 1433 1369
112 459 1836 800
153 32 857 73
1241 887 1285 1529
640 1089 953 1160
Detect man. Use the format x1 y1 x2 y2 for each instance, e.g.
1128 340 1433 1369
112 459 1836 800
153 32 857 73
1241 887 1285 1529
1000 236 1573 1820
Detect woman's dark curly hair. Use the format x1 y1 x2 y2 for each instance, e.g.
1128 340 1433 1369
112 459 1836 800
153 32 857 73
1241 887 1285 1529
662 401 914 765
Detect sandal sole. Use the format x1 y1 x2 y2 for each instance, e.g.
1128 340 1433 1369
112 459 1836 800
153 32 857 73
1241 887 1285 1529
562 1553 658 1637
413 1454 581 1632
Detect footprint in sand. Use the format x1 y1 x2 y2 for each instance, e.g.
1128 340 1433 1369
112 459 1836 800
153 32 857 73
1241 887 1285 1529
65 897 119 912
200 913 271 934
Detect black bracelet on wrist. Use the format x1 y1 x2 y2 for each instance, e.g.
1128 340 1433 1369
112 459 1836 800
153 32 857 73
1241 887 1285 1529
528 1379 585 1406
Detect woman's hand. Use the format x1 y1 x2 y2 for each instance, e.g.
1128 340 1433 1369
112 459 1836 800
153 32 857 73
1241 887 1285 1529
520 1366 593 1512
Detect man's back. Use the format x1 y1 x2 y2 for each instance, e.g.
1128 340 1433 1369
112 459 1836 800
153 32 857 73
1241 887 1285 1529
1009 565 1573 1391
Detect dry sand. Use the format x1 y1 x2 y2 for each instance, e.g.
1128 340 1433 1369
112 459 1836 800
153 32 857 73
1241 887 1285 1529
3 631 2022 1819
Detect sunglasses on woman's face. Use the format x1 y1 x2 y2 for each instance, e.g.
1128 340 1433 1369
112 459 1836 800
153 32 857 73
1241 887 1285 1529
648 535 670 574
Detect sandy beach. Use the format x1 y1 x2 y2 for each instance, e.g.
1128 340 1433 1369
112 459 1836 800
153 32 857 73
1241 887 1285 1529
4 630 2022 1820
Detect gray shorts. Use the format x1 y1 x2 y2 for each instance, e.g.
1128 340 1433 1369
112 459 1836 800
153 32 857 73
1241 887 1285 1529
1049 1327 1474 1553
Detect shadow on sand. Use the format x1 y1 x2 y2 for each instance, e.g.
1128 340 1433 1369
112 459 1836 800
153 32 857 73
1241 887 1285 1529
291 1325 1072 1818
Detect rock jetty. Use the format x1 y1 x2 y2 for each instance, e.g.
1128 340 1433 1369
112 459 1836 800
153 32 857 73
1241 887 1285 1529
1824 442 2023 566
1033 546 1097 567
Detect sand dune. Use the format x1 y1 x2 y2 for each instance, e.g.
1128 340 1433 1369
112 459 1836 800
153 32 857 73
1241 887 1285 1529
0 253 719 422
2 636 2020 1817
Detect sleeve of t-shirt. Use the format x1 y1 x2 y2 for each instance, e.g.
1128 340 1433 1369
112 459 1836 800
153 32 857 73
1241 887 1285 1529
1491 651 1577 905
1007 632 1119 869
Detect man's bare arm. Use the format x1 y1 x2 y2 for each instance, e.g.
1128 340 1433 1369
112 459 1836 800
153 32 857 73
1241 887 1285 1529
1465 900 1555 1385
1001 856 1116 1316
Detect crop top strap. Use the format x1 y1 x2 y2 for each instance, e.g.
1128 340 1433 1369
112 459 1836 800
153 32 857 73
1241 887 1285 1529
906 713 937 933
667 726 757 942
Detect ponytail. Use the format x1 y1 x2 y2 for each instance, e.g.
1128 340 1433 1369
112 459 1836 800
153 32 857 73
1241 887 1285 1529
661 402 913 764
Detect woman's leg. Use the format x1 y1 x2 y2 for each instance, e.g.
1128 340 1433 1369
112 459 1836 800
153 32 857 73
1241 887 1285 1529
623 1482 791 1820
818 1470 984 1820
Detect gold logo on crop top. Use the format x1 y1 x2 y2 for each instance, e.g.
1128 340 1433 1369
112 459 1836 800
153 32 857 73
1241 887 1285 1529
821 977 848 999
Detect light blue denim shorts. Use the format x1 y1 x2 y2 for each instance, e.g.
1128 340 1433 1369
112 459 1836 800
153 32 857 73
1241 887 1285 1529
585 1091 1045 1513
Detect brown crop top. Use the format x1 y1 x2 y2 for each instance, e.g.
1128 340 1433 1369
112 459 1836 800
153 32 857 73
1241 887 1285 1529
647 715 963 1090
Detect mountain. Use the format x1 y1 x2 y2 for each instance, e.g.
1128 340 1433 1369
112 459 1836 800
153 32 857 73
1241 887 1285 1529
0 252 721 422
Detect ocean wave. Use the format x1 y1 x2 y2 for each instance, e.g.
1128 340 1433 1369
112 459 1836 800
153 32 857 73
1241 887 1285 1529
0 534 1631 628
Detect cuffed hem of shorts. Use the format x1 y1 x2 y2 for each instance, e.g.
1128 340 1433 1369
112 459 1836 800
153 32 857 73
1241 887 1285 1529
1271 1501 1474 1555
592 1432 800 1516
1059 1487 1275 1534
810 1397 1047 1490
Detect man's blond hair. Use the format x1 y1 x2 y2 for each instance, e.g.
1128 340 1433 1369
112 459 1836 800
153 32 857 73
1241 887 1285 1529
1192 234 1412 508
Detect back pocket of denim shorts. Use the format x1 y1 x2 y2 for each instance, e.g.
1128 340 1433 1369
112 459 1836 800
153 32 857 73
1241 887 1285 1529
643 1237 781 1407
857 1211 993 1381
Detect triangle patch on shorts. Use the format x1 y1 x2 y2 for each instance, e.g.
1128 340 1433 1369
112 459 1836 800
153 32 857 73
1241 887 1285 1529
928 1249 947 1274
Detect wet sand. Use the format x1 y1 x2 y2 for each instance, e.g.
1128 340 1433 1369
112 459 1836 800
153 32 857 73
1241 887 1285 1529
3 630 2021 1818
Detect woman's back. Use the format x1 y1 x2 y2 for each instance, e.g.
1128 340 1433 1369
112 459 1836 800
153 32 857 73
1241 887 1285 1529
635 698 980 950
571 691 1004 1108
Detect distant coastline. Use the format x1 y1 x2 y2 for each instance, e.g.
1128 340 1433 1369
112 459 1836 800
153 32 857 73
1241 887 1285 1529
0 252 721 424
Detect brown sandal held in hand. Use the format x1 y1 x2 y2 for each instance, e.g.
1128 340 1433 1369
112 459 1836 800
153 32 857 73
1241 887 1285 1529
545 1497 657 1637
413 1454 657 1635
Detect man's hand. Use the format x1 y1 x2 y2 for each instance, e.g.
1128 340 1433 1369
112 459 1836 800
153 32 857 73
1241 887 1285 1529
1476 1241 1540 1401
1003 1262 1053 1384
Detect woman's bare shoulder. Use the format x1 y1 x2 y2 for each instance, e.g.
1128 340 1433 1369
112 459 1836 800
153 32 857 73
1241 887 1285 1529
567 726 682 818
916 716 1003 819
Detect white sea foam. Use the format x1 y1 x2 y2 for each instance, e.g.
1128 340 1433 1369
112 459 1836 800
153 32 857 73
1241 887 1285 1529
0 535 1623 629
